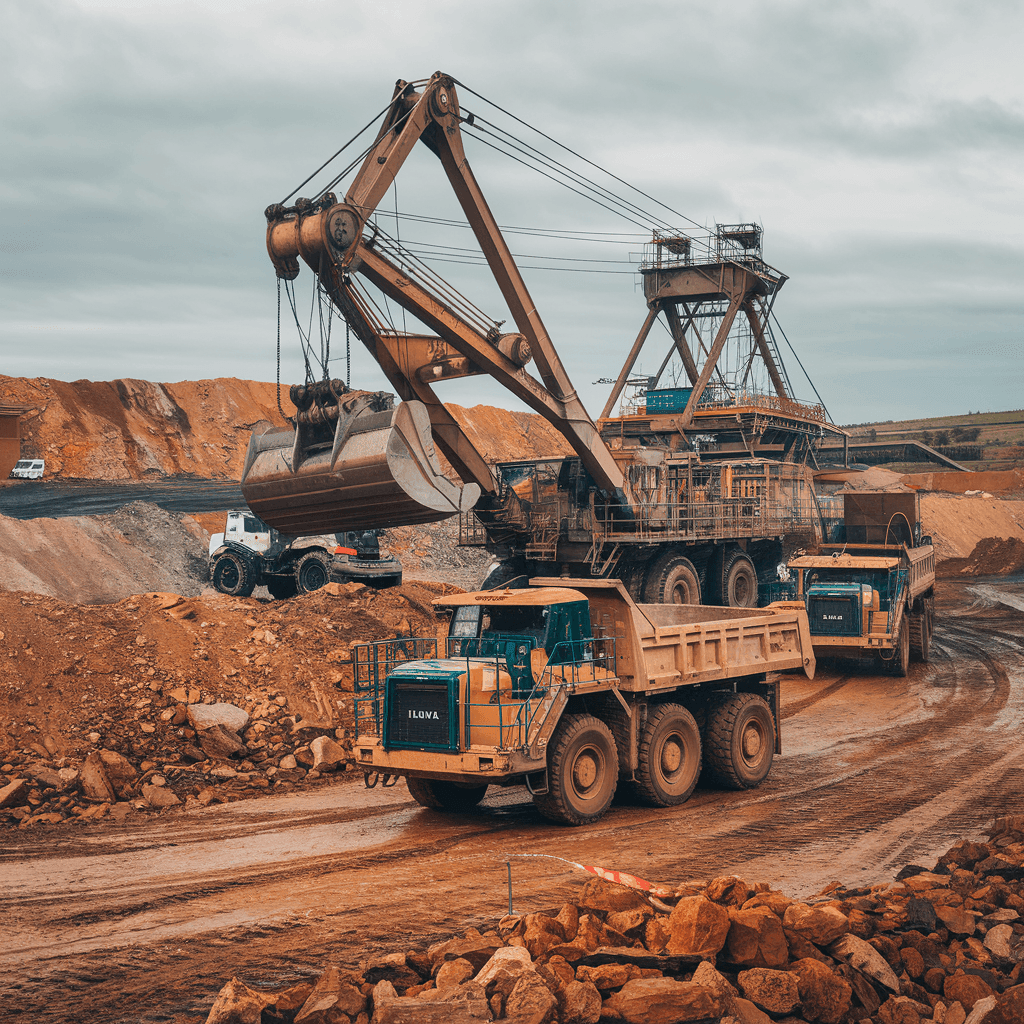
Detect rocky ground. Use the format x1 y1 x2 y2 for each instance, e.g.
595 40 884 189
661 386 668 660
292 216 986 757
202 821 1024 1024
0 580 451 827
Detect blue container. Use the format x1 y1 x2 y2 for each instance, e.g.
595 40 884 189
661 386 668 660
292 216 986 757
646 388 693 413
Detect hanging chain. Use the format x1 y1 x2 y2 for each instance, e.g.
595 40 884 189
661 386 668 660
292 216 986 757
276 277 289 422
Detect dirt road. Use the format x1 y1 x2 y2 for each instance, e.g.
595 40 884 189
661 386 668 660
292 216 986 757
0 479 244 519
3 576 1023 1023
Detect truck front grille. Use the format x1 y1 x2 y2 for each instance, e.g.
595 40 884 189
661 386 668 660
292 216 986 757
808 596 860 637
386 679 454 751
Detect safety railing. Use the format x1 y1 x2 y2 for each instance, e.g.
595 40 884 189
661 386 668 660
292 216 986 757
886 569 908 636
352 634 617 753
596 497 821 542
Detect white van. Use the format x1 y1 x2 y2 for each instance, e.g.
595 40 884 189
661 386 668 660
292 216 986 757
9 458 45 480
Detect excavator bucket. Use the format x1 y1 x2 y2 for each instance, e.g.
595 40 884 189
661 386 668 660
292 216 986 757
240 388 480 535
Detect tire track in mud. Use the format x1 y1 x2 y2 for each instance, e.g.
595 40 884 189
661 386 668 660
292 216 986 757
780 674 853 719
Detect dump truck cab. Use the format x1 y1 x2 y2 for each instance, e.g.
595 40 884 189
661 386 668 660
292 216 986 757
376 587 612 760
354 579 814 825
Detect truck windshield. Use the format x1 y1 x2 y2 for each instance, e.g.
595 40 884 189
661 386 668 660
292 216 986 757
483 605 548 642
804 569 886 590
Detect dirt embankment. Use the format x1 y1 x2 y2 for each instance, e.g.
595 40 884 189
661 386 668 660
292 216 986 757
0 580 449 826
0 376 572 482
920 495 1024 563
0 376 298 480
0 502 210 603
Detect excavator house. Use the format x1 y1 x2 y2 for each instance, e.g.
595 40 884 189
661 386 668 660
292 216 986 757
242 72 846 606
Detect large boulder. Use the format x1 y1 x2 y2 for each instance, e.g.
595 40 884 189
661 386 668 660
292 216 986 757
935 905 978 938
725 906 789 967
503 971 558 1024
737 969 800 1016
199 724 247 760
576 877 652 914
362 952 424 991
427 935 501 971
601 977 723 1024
295 965 367 1022
310 735 347 771
705 875 755 907
827 933 900 993
80 752 116 803
435 959 475 993
983 984 1024 1024
98 750 138 797
943 970 995 1009
142 784 181 809
782 903 849 946
188 702 250 734
204 977 267 1024
557 980 601 1024
790 957 852 1024
0 778 31 809
665 896 731 958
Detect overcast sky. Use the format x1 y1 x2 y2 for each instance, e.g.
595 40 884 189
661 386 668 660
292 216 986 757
2 0 1022 425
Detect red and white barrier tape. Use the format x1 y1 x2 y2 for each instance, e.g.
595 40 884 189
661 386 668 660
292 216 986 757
507 853 673 898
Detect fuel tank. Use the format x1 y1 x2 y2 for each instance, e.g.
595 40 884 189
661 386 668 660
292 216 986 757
240 388 480 535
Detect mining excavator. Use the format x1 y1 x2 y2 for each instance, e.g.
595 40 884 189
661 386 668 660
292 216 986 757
243 72 843 606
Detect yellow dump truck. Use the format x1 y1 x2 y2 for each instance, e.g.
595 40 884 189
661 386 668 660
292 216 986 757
786 492 936 675
353 578 815 825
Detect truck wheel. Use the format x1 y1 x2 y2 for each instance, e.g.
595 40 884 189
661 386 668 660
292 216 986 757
889 617 910 676
909 613 930 663
406 777 488 811
534 714 618 826
267 576 298 600
295 551 331 593
644 552 701 605
704 693 775 790
635 703 701 807
212 552 256 597
721 550 758 608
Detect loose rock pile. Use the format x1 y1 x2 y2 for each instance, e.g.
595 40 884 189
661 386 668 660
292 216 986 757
203 818 1024 1024
0 686 354 826
0 582 446 827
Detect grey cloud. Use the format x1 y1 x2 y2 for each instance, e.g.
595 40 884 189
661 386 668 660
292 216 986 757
2 0 1022 424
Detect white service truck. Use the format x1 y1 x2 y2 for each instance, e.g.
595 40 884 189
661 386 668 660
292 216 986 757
209 509 401 598
9 458 45 479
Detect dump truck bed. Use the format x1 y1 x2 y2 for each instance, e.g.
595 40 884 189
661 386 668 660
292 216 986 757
532 578 816 689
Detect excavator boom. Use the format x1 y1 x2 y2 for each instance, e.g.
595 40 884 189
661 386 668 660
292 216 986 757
245 73 625 535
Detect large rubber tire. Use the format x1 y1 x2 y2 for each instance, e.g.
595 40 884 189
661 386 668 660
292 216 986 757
721 549 758 608
267 575 298 600
888 616 910 677
212 551 256 597
909 612 930 663
295 550 331 594
644 552 701 605
704 693 775 790
406 777 489 812
533 714 618 826
635 703 702 807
